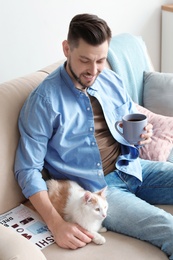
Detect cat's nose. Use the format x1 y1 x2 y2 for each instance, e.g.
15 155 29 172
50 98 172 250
102 214 106 218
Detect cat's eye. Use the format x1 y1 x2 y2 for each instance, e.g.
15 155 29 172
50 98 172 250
95 208 100 212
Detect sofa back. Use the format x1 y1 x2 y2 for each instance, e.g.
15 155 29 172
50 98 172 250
107 33 153 105
0 62 63 214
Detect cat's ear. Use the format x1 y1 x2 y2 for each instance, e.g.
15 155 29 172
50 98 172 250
84 191 92 203
96 186 107 198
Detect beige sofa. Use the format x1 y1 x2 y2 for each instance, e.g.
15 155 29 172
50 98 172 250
0 34 172 259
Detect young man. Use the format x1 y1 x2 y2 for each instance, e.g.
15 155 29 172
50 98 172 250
15 13 173 258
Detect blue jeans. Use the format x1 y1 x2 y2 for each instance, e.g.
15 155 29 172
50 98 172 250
104 159 173 259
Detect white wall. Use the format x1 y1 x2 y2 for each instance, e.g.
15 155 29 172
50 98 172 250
1 0 173 83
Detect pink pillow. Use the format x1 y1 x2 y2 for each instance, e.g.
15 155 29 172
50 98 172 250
136 103 173 161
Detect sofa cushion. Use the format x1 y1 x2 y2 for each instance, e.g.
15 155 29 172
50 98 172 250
136 104 173 162
0 224 46 260
143 71 173 116
42 231 168 260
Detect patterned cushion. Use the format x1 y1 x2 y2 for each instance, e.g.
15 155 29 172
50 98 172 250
136 104 173 162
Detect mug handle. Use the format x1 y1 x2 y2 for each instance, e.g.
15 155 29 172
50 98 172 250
115 121 123 137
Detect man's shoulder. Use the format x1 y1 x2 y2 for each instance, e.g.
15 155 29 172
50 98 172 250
98 67 123 88
101 67 122 81
43 65 62 84
35 65 64 93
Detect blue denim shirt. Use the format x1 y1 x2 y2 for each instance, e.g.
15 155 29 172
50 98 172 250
15 63 141 198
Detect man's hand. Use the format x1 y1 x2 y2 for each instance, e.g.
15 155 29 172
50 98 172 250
49 219 93 249
139 123 153 145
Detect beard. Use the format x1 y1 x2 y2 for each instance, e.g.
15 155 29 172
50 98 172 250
68 60 99 89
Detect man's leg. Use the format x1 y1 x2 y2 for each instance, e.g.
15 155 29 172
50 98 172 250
104 168 173 259
0 224 46 260
137 159 173 205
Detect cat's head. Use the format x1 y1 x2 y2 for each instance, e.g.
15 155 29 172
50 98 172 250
82 187 108 220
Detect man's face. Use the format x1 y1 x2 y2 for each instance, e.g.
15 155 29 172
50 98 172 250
63 39 109 89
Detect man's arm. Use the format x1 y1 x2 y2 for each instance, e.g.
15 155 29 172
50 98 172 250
29 190 93 249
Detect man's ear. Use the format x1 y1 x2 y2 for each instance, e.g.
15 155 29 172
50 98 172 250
62 40 70 57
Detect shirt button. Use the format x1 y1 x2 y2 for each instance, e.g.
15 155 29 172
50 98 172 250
89 127 93 132
97 162 101 167
87 107 90 111
97 170 102 176
91 142 95 146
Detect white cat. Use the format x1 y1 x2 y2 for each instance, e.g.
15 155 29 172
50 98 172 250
46 179 108 245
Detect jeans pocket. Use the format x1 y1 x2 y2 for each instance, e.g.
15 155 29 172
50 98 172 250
117 171 141 194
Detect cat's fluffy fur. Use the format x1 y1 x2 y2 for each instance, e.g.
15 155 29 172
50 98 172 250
47 179 108 245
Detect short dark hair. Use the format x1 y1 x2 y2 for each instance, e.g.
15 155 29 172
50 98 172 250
67 13 112 48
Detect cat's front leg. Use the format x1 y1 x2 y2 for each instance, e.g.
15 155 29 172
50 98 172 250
99 225 107 233
91 231 106 245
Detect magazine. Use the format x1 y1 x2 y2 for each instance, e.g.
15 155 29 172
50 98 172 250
0 204 55 250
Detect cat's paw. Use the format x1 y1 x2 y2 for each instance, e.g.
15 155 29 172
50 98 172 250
99 227 107 233
92 234 106 245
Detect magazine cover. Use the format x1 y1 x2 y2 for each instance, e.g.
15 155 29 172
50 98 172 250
0 204 55 250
